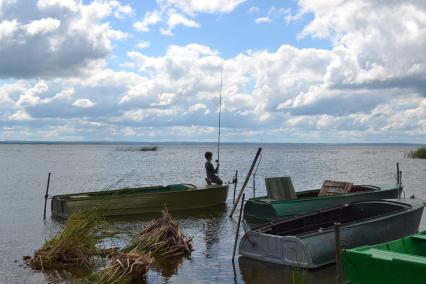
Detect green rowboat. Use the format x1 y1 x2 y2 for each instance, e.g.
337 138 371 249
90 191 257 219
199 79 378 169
343 230 426 284
51 183 229 219
244 184 400 221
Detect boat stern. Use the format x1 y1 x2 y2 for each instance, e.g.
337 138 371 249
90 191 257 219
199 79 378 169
51 196 71 219
243 199 278 221
239 232 314 268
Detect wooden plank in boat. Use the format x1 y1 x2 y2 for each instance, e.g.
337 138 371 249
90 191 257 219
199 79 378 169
265 176 297 200
318 180 353 196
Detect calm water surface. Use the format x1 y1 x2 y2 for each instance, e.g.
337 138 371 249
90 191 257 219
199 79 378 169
0 143 425 283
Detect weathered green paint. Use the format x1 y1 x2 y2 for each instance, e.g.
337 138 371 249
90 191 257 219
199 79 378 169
51 184 229 219
342 230 426 284
244 184 400 221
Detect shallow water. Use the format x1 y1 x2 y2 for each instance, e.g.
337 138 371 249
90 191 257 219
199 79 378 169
0 143 425 283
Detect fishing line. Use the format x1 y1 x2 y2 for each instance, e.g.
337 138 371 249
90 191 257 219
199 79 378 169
217 61 223 173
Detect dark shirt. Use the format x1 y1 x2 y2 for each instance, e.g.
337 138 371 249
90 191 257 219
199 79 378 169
205 161 223 185
205 161 217 179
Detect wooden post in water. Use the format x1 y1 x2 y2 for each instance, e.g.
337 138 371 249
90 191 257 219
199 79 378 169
43 173 51 220
229 148 262 217
334 222 344 284
232 170 238 204
232 193 245 263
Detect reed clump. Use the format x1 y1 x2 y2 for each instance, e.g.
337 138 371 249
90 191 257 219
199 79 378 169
91 251 153 283
125 209 193 258
24 211 105 270
408 147 426 159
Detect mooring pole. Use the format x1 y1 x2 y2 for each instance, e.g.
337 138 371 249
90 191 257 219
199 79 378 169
396 163 401 198
229 147 262 217
43 172 51 219
232 193 245 263
232 170 238 204
334 222 344 284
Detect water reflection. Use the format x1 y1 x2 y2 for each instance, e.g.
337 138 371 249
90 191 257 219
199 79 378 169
239 257 338 284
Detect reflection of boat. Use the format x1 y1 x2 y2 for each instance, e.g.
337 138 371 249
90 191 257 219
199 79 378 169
51 184 229 219
239 257 337 284
239 199 423 269
244 184 400 221
343 230 426 284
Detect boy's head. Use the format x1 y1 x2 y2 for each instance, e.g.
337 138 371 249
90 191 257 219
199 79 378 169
205 151 213 161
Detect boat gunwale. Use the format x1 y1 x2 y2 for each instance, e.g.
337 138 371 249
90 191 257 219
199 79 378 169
53 184 229 202
247 184 396 205
253 200 419 238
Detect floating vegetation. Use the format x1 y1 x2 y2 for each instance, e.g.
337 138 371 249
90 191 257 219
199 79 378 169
125 209 193 259
115 146 158 152
408 147 426 159
24 211 106 270
91 251 152 284
140 146 158 152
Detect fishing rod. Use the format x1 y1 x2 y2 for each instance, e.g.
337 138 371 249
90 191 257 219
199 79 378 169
216 62 223 173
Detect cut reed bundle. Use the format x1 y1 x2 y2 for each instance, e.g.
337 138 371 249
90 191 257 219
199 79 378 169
24 211 105 270
125 209 192 258
91 250 152 283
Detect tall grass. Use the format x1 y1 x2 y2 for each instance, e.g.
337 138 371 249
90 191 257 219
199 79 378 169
124 209 193 258
24 211 106 270
408 147 426 159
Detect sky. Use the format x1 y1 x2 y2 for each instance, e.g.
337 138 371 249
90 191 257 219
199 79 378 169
0 0 425 143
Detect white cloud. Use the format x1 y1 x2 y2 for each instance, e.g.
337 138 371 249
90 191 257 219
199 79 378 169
25 17 61 36
160 12 200 36
135 0 245 36
248 6 259 14
1 0 426 142
134 10 161 32
72 98 95 108
159 0 246 15
255 17 271 24
9 110 32 121
137 40 150 49
0 0 132 78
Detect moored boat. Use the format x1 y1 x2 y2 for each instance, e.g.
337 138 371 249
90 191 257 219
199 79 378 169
342 230 426 284
244 184 400 221
51 183 229 219
239 199 423 269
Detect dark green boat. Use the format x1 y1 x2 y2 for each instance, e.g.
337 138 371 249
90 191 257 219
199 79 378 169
343 230 426 284
51 184 229 219
244 184 400 221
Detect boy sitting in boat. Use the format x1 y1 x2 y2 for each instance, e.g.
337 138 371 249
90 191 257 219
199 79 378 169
205 152 223 185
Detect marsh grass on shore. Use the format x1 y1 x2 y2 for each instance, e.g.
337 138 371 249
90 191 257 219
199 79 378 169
408 147 426 159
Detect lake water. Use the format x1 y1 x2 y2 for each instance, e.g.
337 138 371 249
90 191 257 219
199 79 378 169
0 143 425 283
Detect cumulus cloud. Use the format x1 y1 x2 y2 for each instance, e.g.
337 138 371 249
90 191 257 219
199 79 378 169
134 0 245 36
1 0 426 142
73 98 95 108
0 0 132 78
298 0 426 93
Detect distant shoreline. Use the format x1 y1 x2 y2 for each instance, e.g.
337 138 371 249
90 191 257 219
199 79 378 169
0 141 424 147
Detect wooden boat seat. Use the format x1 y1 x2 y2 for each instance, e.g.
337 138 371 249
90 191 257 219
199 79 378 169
368 248 426 263
265 176 297 200
318 180 353 197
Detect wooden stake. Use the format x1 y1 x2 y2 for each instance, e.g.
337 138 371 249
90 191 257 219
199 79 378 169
233 170 238 204
232 193 245 263
43 173 51 220
334 222 344 284
229 148 262 217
